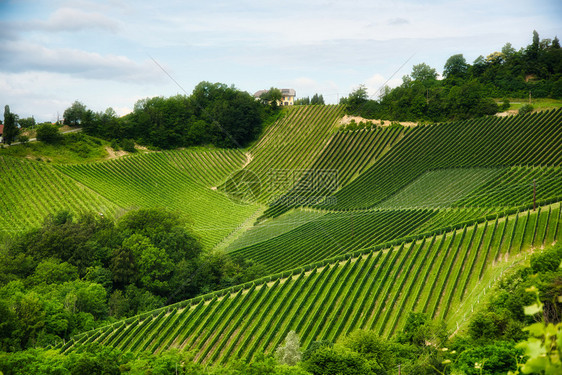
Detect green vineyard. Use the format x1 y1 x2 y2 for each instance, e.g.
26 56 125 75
0 156 121 232
2 105 562 366
60 203 562 363
325 109 562 210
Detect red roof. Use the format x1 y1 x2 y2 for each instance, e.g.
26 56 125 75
0 124 3 135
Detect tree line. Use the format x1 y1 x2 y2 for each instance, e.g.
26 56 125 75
2 81 274 149
0 209 264 352
343 31 562 122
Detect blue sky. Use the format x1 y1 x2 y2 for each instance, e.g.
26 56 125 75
1 0 560 122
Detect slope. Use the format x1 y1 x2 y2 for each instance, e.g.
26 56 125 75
0 156 121 234
323 108 562 210
56 149 260 248
59 202 562 364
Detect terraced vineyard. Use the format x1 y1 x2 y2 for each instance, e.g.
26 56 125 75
56 149 259 248
3 105 562 367
0 156 121 233
375 167 504 209
60 203 562 364
221 105 344 204
323 109 562 210
454 166 562 208
264 126 406 217
231 208 437 274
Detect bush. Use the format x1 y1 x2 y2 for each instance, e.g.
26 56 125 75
121 139 135 153
303 346 370 375
518 104 534 115
36 123 63 144
500 98 510 111
110 139 120 151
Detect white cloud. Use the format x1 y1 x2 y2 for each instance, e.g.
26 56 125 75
0 41 162 82
33 7 120 32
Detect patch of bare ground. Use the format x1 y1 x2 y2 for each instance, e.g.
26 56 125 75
105 146 128 159
339 115 418 127
495 110 518 117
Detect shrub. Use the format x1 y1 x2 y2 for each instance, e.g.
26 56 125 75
500 98 510 111
110 139 120 151
36 123 63 144
121 139 136 153
518 104 534 115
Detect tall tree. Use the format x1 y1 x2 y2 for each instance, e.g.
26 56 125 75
311 93 325 105
443 54 469 80
63 101 87 127
2 105 18 145
411 63 438 84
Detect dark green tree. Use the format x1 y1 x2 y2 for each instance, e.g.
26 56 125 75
260 87 283 109
36 123 62 144
346 85 369 114
443 54 469 80
3 105 19 145
311 93 325 105
17 117 35 129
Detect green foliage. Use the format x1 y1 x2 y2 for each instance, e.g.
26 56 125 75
345 85 369 115
120 138 135 153
346 32 562 122
117 82 266 149
110 139 119 150
509 283 562 374
339 330 394 373
63 101 87 127
16 135 29 144
17 117 35 129
260 87 283 110
443 54 469 80
3 105 19 145
411 63 438 84
0 208 263 351
303 346 370 375
501 98 511 111
518 104 534 115
455 342 519 374
36 124 62 144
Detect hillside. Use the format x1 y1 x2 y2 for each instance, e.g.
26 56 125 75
1 105 561 372
59 203 561 363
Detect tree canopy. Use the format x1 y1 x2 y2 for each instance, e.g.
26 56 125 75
73 82 269 149
344 31 562 122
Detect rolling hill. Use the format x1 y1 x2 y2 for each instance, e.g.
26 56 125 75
1 105 561 366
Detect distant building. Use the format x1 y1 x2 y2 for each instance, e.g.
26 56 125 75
280 89 296 106
253 88 296 106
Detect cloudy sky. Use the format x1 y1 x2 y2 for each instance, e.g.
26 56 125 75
1 0 560 122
